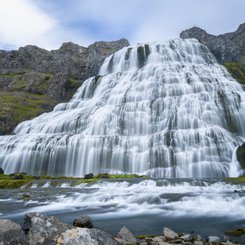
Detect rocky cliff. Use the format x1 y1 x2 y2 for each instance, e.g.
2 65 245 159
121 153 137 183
0 39 129 134
180 23 245 85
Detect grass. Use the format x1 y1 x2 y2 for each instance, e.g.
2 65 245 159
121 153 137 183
225 228 245 236
0 173 146 189
226 176 245 183
0 91 57 134
223 62 245 85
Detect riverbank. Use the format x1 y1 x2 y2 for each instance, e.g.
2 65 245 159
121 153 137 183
0 172 146 188
0 212 242 244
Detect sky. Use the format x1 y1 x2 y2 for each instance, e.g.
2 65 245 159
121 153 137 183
0 0 244 50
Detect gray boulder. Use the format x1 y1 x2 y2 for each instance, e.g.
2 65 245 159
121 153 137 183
23 212 70 245
0 219 27 245
56 227 118 245
73 215 93 228
116 226 137 244
163 227 178 240
208 236 221 243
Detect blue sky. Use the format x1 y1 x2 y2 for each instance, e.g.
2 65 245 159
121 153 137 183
0 0 244 50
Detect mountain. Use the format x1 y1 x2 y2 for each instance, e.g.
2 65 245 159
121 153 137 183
180 23 245 85
0 39 244 177
0 39 129 134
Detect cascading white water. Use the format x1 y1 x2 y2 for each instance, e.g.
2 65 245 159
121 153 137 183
0 38 245 177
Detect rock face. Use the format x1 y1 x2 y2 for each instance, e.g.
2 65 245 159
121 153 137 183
0 219 27 245
180 23 245 67
236 143 245 170
0 38 129 135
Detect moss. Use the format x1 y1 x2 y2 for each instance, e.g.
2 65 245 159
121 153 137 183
225 228 245 236
0 91 57 134
226 176 245 184
0 179 30 188
66 78 82 98
0 173 148 189
136 235 156 239
224 62 245 85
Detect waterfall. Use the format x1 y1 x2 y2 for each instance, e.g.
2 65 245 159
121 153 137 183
0 38 245 177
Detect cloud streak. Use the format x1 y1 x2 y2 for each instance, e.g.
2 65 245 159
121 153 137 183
0 0 245 50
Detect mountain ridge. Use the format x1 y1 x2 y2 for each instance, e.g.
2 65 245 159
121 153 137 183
0 38 129 134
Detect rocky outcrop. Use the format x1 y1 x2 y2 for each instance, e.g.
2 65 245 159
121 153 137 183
73 215 94 229
0 38 129 135
0 214 241 245
23 212 71 245
0 219 27 245
180 23 245 67
57 228 118 245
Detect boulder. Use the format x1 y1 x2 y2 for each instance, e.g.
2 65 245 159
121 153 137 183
23 212 70 245
0 219 27 245
73 215 93 228
194 241 204 245
117 226 137 244
163 227 178 240
180 233 192 241
208 236 221 243
56 227 118 245
84 173 94 179
0 167 4 174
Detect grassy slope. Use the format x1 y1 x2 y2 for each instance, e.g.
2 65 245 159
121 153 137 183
0 91 57 134
223 62 245 85
0 173 146 189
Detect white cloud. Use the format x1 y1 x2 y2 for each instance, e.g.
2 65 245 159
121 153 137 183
0 0 93 50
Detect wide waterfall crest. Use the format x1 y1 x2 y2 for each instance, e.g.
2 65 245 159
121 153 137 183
0 38 245 177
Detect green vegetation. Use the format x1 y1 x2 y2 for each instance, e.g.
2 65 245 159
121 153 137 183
226 176 245 182
66 78 82 98
224 62 245 85
225 228 245 236
0 91 57 134
0 173 147 189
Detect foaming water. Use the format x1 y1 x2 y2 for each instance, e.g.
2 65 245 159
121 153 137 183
0 39 245 177
3 179 244 220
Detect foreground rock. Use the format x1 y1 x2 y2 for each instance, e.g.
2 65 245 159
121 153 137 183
163 227 179 240
0 219 27 245
57 227 118 245
73 215 93 228
23 212 70 244
116 226 137 244
0 213 242 245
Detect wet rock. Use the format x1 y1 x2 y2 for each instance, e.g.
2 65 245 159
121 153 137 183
0 219 27 245
73 215 93 228
56 227 118 245
117 226 137 244
208 236 221 243
163 227 179 240
0 167 4 174
84 173 94 179
23 212 70 245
